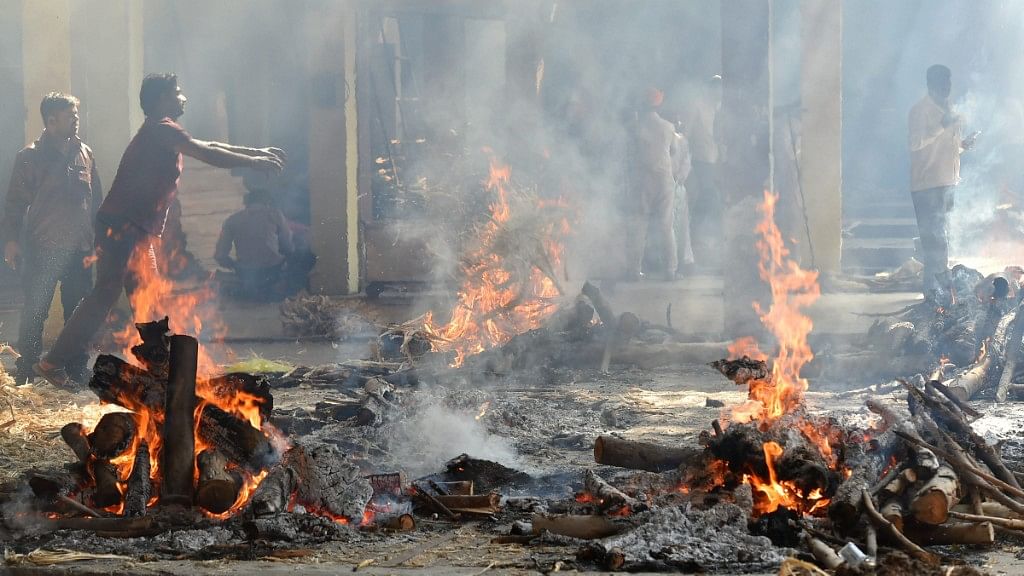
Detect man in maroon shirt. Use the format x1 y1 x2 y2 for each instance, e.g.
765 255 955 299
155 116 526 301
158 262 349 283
35 73 284 388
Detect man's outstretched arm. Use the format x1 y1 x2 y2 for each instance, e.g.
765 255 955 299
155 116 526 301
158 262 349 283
177 139 284 172
205 141 286 162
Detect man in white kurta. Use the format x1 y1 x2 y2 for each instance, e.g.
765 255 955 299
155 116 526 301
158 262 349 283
908 65 975 297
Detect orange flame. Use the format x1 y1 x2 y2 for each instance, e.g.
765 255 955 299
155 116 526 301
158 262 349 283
424 158 569 366
746 442 829 515
731 190 821 424
91 238 271 516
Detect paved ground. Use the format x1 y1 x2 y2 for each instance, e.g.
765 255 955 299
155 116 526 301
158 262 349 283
6 278 1024 575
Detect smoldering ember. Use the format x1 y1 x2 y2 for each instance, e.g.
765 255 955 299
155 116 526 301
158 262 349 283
8 3 1024 576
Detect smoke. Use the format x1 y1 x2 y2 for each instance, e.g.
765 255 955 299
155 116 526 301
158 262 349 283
386 396 518 479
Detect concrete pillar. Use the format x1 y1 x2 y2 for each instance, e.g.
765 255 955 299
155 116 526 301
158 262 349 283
307 0 360 294
721 0 773 337
21 0 71 142
69 0 144 188
799 0 842 273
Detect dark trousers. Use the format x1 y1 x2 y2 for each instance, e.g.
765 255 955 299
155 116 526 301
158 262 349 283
687 160 721 265
44 217 147 369
14 245 92 378
911 186 954 294
236 264 283 301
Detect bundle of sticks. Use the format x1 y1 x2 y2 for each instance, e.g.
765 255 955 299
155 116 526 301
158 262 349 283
842 375 1024 564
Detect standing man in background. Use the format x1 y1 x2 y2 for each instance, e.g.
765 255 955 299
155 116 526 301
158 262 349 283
2 93 101 385
629 87 684 281
682 75 722 268
909 65 976 300
34 73 284 389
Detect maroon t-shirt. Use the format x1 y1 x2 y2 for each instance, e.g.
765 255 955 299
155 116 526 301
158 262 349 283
98 117 191 235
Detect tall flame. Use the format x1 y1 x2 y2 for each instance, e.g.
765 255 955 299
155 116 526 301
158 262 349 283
424 158 569 366
719 191 832 517
96 238 270 514
734 190 821 423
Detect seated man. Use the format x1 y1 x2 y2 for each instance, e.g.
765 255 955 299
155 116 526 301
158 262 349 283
214 188 293 300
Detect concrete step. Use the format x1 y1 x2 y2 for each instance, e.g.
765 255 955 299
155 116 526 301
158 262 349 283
844 217 918 239
842 237 915 274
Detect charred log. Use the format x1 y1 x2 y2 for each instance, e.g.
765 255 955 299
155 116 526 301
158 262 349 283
130 317 170 379
60 423 92 464
123 441 151 517
709 356 770 385
198 404 274 471
532 513 623 539
89 355 165 411
829 446 884 532
247 462 297 518
595 435 705 473
88 412 137 459
196 449 243 514
161 335 197 507
583 469 646 512
91 461 122 508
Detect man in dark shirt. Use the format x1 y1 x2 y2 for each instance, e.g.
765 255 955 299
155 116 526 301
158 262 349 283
215 188 293 300
2 93 101 384
35 73 284 388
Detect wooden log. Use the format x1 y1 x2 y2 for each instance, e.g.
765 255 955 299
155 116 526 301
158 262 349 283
901 379 1021 490
91 461 122 508
878 468 918 500
927 379 981 419
902 521 995 546
581 281 615 328
944 352 993 402
198 404 273 471
952 501 1023 519
247 462 297 517
865 525 878 559
709 356 770 385
49 516 153 533
60 423 92 464
909 464 960 525
288 442 374 521
89 412 137 459
88 354 165 411
123 441 150 517
594 435 705 472
829 450 884 532
861 490 937 564
996 305 1024 402
205 372 274 421
130 317 171 378
531 513 622 539
866 399 939 477
583 469 646 512
880 498 905 532
161 335 198 507
950 510 1024 530
196 449 243 514
804 535 843 570
379 513 415 531
433 493 501 513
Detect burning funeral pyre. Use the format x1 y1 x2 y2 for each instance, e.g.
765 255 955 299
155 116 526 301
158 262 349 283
1 180 1018 576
